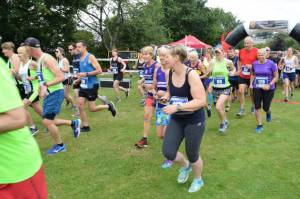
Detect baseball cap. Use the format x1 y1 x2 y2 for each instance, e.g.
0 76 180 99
24 37 40 48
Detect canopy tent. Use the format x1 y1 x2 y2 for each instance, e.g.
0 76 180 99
169 35 211 49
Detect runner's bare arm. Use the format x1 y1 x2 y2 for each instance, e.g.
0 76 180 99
88 54 102 75
0 107 27 133
10 54 20 76
61 58 70 73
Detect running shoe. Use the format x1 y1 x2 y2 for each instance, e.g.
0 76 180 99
125 89 130 98
177 164 192 184
225 105 230 112
255 125 263 133
81 126 91 132
71 119 81 138
98 95 108 104
250 106 255 114
236 108 245 116
219 122 227 133
30 127 39 136
188 178 204 193
266 112 272 122
161 159 173 169
108 102 117 117
284 97 288 102
135 138 148 148
207 105 212 118
47 144 66 155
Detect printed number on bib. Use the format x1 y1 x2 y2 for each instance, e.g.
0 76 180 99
255 77 268 88
242 66 250 76
169 96 188 105
112 67 118 74
23 82 32 94
213 77 226 87
80 77 88 89
73 68 79 74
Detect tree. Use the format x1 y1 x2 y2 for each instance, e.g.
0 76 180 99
0 0 87 50
267 33 300 51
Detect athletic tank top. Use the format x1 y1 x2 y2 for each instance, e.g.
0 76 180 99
72 54 81 74
156 66 167 108
37 53 63 93
19 60 33 94
283 56 296 73
58 58 71 80
79 53 99 89
211 59 230 88
169 68 204 122
143 61 157 85
110 57 123 75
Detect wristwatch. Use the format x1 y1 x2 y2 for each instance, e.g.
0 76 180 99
86 72 89 77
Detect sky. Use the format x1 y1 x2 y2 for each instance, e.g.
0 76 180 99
206 0 300 23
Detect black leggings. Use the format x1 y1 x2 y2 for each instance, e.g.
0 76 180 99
162 118 205 163
253 88 275 112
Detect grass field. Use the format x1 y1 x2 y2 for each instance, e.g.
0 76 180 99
32 75 300 199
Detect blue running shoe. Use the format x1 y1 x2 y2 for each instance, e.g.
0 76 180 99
161 159 173 169
266 112 272 122
177 164 192 184
255 125 263 133
188 178 204 193
72 119 81 138
47 144 66 155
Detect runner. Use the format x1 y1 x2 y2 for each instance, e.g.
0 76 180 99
17 46 42 135
24 37 81 155
226 47 239 112
278 47 298 102
209 48 235 133
250 48 278 133
296 51 300 87
236 36 258 116
203 49 214 117
152 46 172 168
109 48 130 102
55 47 75 108
1 42 25 98
134 46 160 148
68 43 81 109
75 40 116 132
161 45 206 193
0 57 47 198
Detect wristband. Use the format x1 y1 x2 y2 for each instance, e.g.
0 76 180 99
86 72 89 77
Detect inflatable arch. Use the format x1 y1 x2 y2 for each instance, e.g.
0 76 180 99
225 20 300 46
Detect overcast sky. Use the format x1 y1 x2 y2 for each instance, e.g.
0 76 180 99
206 0 300 22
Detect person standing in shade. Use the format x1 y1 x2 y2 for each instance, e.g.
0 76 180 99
110 48 130 102
250 49 278 133
0 57 47 198
161 45 206 193
75 41 116 132
24 37 81 155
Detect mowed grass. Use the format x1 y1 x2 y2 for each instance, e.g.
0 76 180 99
32 75 300 199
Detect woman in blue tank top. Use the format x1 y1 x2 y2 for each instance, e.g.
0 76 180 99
160 45 206 193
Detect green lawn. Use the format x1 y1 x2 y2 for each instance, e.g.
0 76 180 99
33 75 300 199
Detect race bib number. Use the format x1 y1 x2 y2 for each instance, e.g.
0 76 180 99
213 77 226 87
242 66 250 76
139 70 144 78
112 67 118 74
23 82 32 94
80 77 88 89
169 96 188 105
285 66 292 72
73 68 79 74
37 71 44 83
255 77 268 88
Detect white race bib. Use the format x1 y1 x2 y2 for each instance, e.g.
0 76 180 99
80 77 88 89
169 96 188 105
112 67 118 74
242 66 250 76
213 77 226 87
